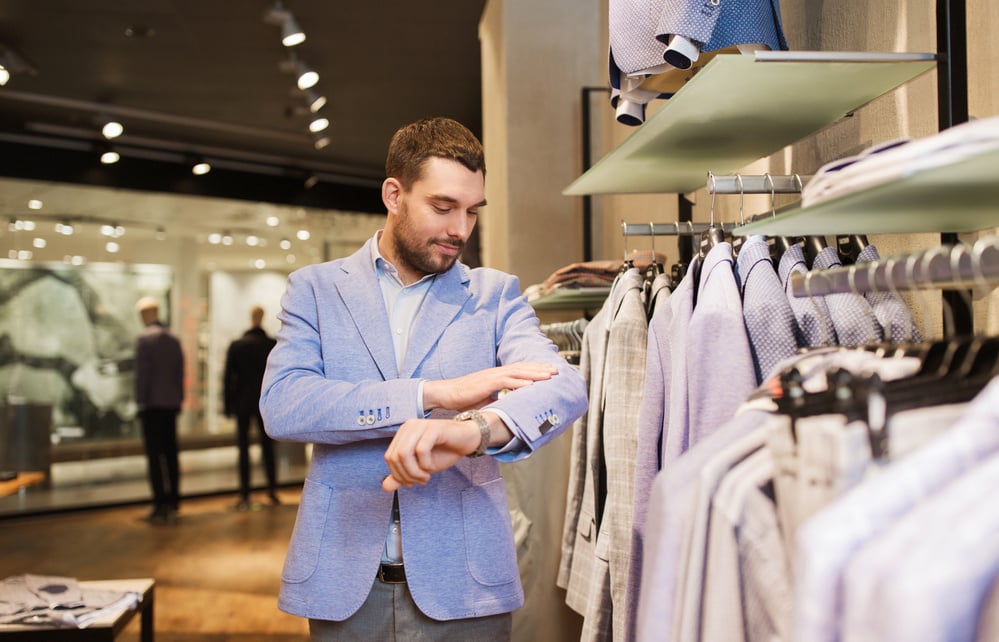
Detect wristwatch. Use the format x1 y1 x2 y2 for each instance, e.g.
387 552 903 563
454 409 491 458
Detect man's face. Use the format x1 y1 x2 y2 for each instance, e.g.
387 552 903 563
388 157 485 281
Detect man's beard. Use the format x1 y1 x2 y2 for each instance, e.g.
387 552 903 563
392 201 464 276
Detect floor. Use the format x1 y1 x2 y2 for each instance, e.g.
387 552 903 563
0 491 311 641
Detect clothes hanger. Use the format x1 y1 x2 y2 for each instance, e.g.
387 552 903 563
698 172 727 259
836 233 870 265
762 172 798 264
801 234 829 269
729 174 745 258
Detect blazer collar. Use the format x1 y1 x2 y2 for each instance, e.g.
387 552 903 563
335 238 473 380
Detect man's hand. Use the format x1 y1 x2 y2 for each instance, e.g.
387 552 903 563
382 417 481 492
423 362 558 411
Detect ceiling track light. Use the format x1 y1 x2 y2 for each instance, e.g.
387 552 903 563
309 116 330 133
304 88 327 113
100 146 120 165
264 2 306 47
281 14 306 47
192 159 212 175
295 59 319 90
312 133 331 150
100 118 124 140
0 42 39 86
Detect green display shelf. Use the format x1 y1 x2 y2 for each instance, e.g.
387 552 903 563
528 287 611 311
733 146 999 236
564 51 936 196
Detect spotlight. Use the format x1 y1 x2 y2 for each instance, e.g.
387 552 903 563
309 116 330 133
27 200 42 210
55 221 75 236
304 88 327 113
265 2 306 47
0 65 7 86
101 150 120 164
295 59 318 90
101 119 124 139
192 160 212 175
281 14 306 47
313 133 331 150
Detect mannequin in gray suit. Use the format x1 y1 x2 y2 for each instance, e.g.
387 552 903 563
261 117 588 641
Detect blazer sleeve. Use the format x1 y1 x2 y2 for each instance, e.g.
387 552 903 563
259 266 424 445
479 273 589 460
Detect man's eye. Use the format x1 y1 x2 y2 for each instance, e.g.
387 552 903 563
433 205 451 213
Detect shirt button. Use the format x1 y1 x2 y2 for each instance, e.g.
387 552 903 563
357 416 366 426
395 328 403 335
366 415 376 425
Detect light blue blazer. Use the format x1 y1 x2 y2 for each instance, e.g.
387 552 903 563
260 238 588 622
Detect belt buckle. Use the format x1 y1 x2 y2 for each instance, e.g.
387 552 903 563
377 563 406 584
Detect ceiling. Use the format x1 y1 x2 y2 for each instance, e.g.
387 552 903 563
0 0 487 270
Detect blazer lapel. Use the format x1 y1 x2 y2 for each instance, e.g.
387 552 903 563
335 243 399 380
401 263 471 378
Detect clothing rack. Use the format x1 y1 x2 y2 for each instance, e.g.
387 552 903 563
705 173 808 195
621 221 738 236
788 236 998 297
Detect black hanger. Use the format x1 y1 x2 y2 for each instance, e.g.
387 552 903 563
802 235 829 268
767 235 801 265
836 234 869 265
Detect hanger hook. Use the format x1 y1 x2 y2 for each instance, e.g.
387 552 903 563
948 243 977 329
970 237 996 296
793 173 803 193
649 221 656 260
922 245 956 337
883 255 916 344
707 171 717 226
735 173 745 226
764 172 776 218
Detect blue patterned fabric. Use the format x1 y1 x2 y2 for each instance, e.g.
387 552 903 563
811 247 883 347
779 245 836 347
656 0 789 53
855 245 922 344
736 236 799 384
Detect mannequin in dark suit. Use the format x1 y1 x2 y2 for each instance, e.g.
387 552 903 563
224 305 280 509
134 296 185 524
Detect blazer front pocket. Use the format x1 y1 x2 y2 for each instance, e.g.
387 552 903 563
462 478 518 587
282 478 332 584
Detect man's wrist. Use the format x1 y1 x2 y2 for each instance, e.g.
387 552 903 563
454 409 490 457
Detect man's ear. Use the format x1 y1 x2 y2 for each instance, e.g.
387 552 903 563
382 177 402 214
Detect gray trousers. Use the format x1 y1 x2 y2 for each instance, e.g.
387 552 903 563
309 578 512 641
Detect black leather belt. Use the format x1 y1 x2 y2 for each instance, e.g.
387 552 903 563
377 563 406 584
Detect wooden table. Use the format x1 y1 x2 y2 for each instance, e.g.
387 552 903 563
0 578 154 641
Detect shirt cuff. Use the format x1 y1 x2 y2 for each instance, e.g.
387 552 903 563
417 379 426 417
481 407 526 461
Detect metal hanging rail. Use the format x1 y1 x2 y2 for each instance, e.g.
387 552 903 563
789 237 998 297
620 221 739 236
706 172 808 195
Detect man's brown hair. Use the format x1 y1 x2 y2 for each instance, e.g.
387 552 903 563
385 117 485 191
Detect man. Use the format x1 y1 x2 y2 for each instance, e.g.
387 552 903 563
223 304 280 509
134 296 184 525
261 117 588 640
